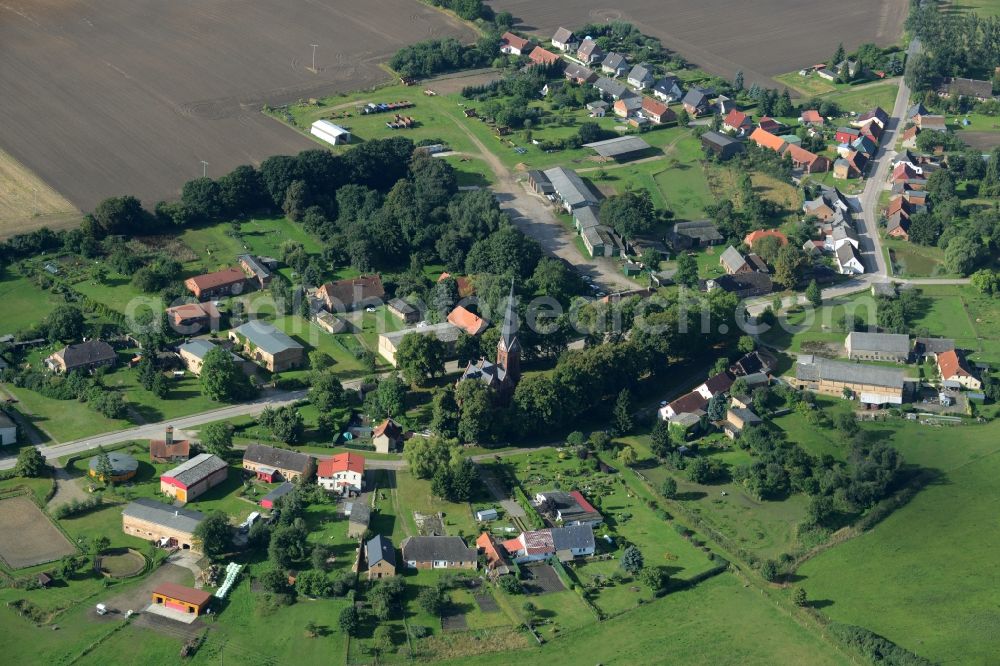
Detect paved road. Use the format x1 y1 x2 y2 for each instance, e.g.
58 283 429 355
854 37 922 277
0 387 312 470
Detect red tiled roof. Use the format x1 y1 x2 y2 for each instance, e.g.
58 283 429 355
318 452 365 477
150 439 190 460
477 533 509 567
902 125 920 140
668 390 708 415
749 127 787 153
184 267 245 294
501 32 531 51
938 349 973 380
744 229 789 247
318 275 385 308
724 109 749 128
154 582 212 607
800 109 822 123
569 490 597 514
372 418 402 439
642 97 670 117
528 46 560 66
521 529 555 554
758 116 782 132
448 306 488 335
784 143 822 167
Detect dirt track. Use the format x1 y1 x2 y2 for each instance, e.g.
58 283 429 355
0 0 475 215
489 0 908 89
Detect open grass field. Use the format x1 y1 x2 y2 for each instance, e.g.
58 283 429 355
0 147 80 239
450 573 848 666
489 0 907 89
823 82 900 114
947 0 1000 17
0 272 63 337
0 0 475 212
799 418 1000 664
0 495 75 569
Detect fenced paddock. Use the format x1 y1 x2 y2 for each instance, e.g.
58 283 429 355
0 495 75 569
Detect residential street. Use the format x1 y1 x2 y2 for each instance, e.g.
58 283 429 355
853 37 922 277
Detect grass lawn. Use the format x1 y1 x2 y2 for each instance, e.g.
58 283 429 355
771 397 855 461
760 292 878 353
774 72 838 97
909 285 1000 364
0 474 55 505
451 573 849 666
947 0 1000 17
394 469 479 539
268 314 370 379
799 418 1000 664
0 272 62 336
823 82 899 115
5 380 130 443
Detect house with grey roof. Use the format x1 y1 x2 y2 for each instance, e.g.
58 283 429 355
601 52 628 77
573 205 601 232
160 453 229 503
626 63 654 89
178 339 245 376
577 38 603 64
593 76 632 100
913 337 955 361
551 27 576 51
564 62 596 84
229 320 304 372
652 76 684 102
347 501 371 538
243 443 315 482
682 88 710 116
551 524 596 558
720 246 750 274
836 243 865 274
366 534 396 580
401 536 477 569
671 220 723 249
378 323 461 366
846 332 911 363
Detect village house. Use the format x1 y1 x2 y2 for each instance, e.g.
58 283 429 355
937 349 982 389
800 109 823 125
160 453 229 503
533 490 602 526
757 116 783 134
260 481 295 510
387 298 420 324
658 390 708 423
401 536 477 569
913 337 955 362
477 533 511 576
846 332 911 363
238 254 273 290
600 52 628 77
794 354 905 405
550 27 576 52
502 525 596 563
366 535 396 580
122 498 205 550
317 275 385 312
720 245 751 274
835 127 861 144
749 127 787 154
681 88 710 116
696 370 736 400
914 114 946 131
836 243 865 274
152 583 212 617
165 301 220 333
937 77 994 101
577 38 603 64
573 205 600 233
593 76 632 101
347 502 371 538
564 62 596 85
651 76 684 102
500 31 532 55
314 311 347 334
723 109 753 135
627 63 654 89
701 130 745 160
184 267 246 300
378 323 461 366
613 96 642 118
528 46 561 67
317 452 365 495
641 97 675 124
178 339 245 376
372 418 403 453
229 320 304 372
786 144 830 173
803 187 850 221
149 425 190 463
701 272 773 298
46 339 116 374
855 107 889 129
723 407 762 438
817 68 838 81
586 100 608 117
243 443 315 482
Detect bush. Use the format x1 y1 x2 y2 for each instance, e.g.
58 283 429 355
52 494 103 519
828 623 932 665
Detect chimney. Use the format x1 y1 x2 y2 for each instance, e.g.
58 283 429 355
165 425 174 446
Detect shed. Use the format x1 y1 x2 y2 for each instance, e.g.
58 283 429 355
475 508 499 521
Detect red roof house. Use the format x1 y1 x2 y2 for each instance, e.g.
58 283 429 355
641 97 675 124
317 452 365 495
800 109 823 124
500 32 532 55
938 350 981 389
528 46 560 67
447 306 488 336
835 127 861 144
749 127 788 153
785 144 830 173
723 109 753 133
758 116 782 133
184 267 247 300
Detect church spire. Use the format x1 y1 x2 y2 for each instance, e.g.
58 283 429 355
496 279 521 387
500 279 519 354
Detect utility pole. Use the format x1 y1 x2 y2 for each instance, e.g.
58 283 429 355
200 160 209 178
309 44 319 73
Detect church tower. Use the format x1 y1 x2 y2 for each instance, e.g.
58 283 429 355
496 281 521 387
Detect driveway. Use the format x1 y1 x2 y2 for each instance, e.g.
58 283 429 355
48 463 89 508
